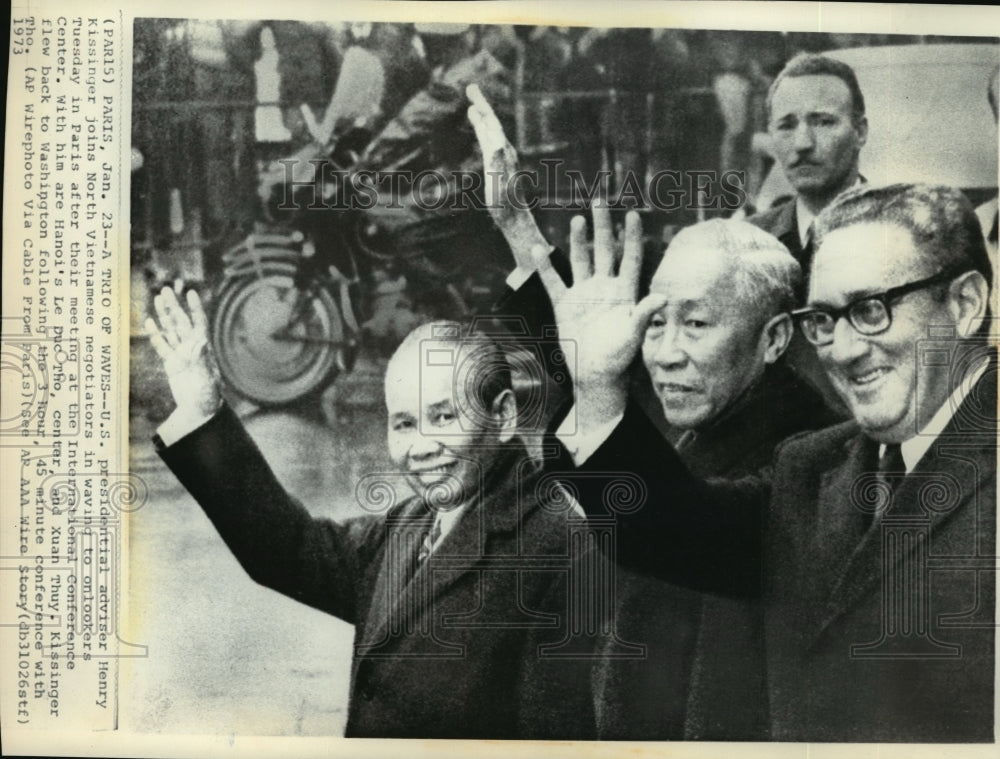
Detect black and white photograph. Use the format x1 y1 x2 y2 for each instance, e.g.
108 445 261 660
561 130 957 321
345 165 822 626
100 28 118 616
3 1 999 755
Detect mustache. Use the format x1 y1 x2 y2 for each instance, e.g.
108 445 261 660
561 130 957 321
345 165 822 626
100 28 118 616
790 158 823 168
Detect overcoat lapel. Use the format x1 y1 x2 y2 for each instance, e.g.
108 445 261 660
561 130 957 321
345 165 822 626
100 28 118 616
773 201 799 251
806 435 875 615
813 364 997 642
357 446 536 653
422 453 550 628
417 499 487 608
355 500 435 655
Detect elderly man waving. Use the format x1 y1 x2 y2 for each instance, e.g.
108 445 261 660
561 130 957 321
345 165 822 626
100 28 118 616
539 183 995 742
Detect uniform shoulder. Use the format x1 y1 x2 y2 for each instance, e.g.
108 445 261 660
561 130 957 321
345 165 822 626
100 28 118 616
747 197 795 233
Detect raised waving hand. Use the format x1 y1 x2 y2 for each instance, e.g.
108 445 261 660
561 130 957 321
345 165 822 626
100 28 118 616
145 286 223 425
466 83 550 271
532 205 666 430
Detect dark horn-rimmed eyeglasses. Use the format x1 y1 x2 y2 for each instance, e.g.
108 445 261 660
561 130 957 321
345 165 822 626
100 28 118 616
792 268 969 347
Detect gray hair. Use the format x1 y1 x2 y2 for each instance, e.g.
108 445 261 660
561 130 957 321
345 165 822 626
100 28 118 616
660 218 802 322
813 183 992 289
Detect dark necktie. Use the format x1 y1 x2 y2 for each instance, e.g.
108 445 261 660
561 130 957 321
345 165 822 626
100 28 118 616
866 443 905 530
877 443 906 483
798 223 815 286
416 516 442 565
989 210 998 245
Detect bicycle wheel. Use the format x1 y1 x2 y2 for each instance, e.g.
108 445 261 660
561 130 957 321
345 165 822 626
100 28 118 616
212 262 345 406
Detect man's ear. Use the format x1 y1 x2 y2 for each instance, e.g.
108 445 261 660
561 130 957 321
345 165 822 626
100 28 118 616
761 312 793 364
948 270 989 337
491 388 518 443
854 114 869 148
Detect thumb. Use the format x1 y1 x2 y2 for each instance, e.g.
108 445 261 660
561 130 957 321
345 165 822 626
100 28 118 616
632 293 669 332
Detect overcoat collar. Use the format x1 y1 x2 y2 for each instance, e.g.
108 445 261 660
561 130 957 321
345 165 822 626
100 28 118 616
810 354 997 643
357 441 545 653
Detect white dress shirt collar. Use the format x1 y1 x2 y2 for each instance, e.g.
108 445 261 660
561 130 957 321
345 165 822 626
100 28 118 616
796 176 864 249
882 358 989 473
431 504 466 550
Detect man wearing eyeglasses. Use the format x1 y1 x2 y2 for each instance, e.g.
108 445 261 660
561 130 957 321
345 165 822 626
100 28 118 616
540 183 995 741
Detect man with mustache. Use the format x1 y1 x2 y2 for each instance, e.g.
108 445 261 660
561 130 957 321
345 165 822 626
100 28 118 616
753 53 868 275
751 53 869 413
540 183 996 741
147 297 585 738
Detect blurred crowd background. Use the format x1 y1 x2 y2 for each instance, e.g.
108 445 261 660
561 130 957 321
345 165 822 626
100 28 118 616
130 20 994 282
129 20 997 425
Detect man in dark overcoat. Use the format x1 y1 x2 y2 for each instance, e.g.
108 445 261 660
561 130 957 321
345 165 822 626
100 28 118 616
537 183 996 742
146 303 588 739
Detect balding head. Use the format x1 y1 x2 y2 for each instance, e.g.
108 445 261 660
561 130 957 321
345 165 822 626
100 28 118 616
385 321 517 505
386 320 514 426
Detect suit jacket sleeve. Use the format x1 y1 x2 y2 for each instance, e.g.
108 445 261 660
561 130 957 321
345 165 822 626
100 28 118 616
156 404 381 624
562 400 770 597
492 248 573 380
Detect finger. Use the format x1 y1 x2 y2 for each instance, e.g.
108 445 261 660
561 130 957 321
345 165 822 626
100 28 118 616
467 99 506 155
592 198 615 276
466 85 493 126
145 317 171 360
633 292 670 333
162 285 194 340
532 245 567 302
466 83 486 108
300 103 323 142
467 104 488 148
617 211 645 297
187 289 210 338
569 215 591 283
498 142 519 176
152 292 179 348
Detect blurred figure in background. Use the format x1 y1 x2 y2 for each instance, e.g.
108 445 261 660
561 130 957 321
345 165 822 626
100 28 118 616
749 53 870 416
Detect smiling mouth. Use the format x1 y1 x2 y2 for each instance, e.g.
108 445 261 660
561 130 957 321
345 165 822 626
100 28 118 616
848 367 890 388
411 463 457 479
658 382 700 395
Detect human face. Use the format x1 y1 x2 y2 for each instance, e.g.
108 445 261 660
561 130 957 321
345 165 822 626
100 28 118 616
808 222 959 443
643 249 770 430
769 74 867 201
385 341 502 507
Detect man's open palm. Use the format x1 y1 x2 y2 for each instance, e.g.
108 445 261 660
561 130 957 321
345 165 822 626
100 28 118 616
534 205 666 395
145 286 222 420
